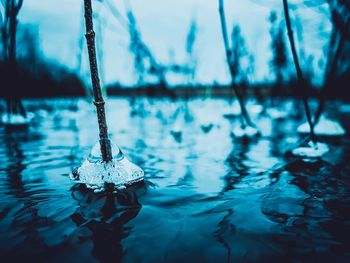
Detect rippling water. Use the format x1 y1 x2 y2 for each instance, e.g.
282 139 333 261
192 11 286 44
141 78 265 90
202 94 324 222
1 98 350 262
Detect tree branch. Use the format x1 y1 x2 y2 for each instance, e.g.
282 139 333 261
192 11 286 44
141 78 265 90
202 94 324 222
282 0 317 143
218 0 255 128
14 0 23 14
218 0 230 59
314 16 350 125
84 0 112 162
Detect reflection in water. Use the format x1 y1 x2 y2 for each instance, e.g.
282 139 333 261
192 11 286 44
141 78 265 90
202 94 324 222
214 208 234 263
71 183 145 263
0 98 349 262
259 138 350 261
4 130 27 196
223 138 255 192
2 129 55 261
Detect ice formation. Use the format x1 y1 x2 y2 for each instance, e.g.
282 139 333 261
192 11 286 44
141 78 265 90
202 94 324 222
71 142 144 190
1 114 31 126
232 125 260 138
291 141 329 158
297 116 345 136
267 108 289 119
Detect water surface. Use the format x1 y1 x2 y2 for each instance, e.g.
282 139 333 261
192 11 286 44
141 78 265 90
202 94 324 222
1 98 350 262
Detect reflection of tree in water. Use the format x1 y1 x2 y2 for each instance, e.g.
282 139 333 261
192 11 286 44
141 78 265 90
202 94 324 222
71 184 145 263
2 129 54 260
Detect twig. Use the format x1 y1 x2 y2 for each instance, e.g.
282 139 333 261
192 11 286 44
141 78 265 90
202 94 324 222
83 0 112 162
313 16 350 125
282 0 317 143
218 0 255 128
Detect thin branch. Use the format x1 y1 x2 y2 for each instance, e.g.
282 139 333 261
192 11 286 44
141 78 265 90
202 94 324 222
104 0 129 31
313 16 350 125
14 0 22 14
282 0 317 143
218 0 230 58
218 0 255 128
84 0 112 162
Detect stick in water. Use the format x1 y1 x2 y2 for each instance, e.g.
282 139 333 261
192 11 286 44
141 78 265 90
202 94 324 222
83 0 112 162
218 0 255 128
313 17 350 126
282 0 317 143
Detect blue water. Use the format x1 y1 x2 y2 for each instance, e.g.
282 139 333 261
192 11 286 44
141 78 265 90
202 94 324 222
0 98 350 262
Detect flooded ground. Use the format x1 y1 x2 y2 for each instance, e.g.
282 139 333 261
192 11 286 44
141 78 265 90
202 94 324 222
1 98 350 263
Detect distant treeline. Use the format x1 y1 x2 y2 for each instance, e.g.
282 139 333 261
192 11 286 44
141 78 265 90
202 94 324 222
0 60 86 97
106 73 350 100
0 0 349 99
0 22 85 98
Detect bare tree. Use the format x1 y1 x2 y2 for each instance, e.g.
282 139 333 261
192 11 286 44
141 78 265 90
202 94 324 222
125 6 167 87
230 24 252 85
218 0 255 128
1 0 26 117
105 0 194 97
269 11 289 90
185 19 198 84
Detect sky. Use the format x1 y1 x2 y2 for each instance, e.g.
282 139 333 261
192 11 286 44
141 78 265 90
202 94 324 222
17 0 332 86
